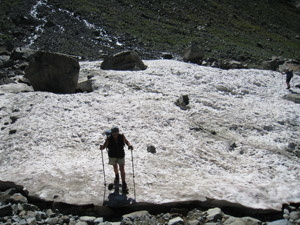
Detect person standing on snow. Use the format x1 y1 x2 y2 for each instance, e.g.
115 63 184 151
282 69 294 89
100 127 133 194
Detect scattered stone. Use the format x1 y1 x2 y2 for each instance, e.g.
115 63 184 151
101 51 147 71
278 60 300 73
122 210 150 219
206 208 223 222
45 217 59 225
183 44 204 64
79 216 96 223
224 217 246 225
0 77 15 85
261 57 284 71
289 211 300 222
147 145 156 154
11 48 36 61
75 222 88 225
10 193 28 204
22 203 39 211
25 51 80 94
94 217 104 223
229 142 237 151
0 204 13 217
168 216 184 225
267 219 288 225
76 80 94 93
46 208 55 217
26 217 37 225
241 217 261 225
295 84 300 89
175 94 190 110
283 94 300 104
9 130 17 135
187 220 200 225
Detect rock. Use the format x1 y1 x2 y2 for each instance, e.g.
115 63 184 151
168 216 184 225
289 211 300 222
101 51 147 71
76 80 94 93
206 208 223 222
94 217 104 223
11 47 36 61
279 61 300 73
0 204 13 217
267 219 288 225
75 222 88 225
183 44 204 64
261 57 284 71
79 216 96 223
27 217 37 225
0 188 16 203
147 145 156 154
25 51 80 94
220 60 245 69
224 217 246 225
187 220 200 225
283 94 300 104
13 62 29 71
10 193 28 204
22 203 39 211
46 208 55 217
295 84 300 89
45 217 59 225
175 94 190 110
162 53 173 59
241 217 261 225
122 210 150 219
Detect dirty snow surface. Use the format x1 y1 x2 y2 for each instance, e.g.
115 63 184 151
1 60 300 210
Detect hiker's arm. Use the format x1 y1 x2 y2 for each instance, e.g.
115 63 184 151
123 135 133 150
100 138 109 150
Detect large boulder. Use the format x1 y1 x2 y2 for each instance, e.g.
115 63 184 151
183 44 204 64
279 60 300 73
25 51 80 94
283 94 300 104
261 56 285 71
101 51 147 71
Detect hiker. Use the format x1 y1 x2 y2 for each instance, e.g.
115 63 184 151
282 69 294 89
100 127 133 194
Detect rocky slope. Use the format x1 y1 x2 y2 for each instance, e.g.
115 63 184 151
0 0 300 65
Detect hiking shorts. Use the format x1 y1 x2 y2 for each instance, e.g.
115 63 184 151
109 157 125 165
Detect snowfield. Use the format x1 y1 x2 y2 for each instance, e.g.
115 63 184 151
0 60 300 210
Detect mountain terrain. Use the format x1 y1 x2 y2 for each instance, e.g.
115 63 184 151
0 0 300 65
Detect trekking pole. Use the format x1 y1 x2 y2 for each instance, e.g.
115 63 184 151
101 149 107 187
130 149 136 200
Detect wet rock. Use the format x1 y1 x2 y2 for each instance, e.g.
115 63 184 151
183 44 204 64
0 204 13 217
101 51 147 71
122 210 150 219
206 208 223 222
11 48 36 61
295 84 300 89
168 216 184 225
175 94 190 110
46 208 55 217
94 217 104 223
187 220 200 225
75 222 88 225
147 145 156 154
283 94 300 104
162 53 173 59
22 203 39 211
76 80 94 93
10 193 28 204
25 51 80 94
45 217 59 225
0 77 15 85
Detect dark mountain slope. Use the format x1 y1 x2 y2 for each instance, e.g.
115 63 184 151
0 0 299 65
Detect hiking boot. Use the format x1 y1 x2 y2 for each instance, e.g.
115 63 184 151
122 181 129 194
114 174 119 183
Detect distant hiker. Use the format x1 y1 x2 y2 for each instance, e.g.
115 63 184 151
282 69 294 89
100 127 133 194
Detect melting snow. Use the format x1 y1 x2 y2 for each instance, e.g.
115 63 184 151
0 60 300 210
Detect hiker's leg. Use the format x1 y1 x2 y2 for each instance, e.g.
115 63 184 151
119 164 126 182
113 164 119 175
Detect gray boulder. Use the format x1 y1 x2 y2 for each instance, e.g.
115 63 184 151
261 56 285 71
168 216 184 225
0 204 13 217
206 208 223 222
101 51 147 71
10 193 28 204
175 94 190 110
279 60 300 73
25 51 80 94
183 44 204 64
147 145 156 154
283 94 300 104
76 80 94 93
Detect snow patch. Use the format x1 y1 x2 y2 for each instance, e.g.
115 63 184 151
0 60 300 210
